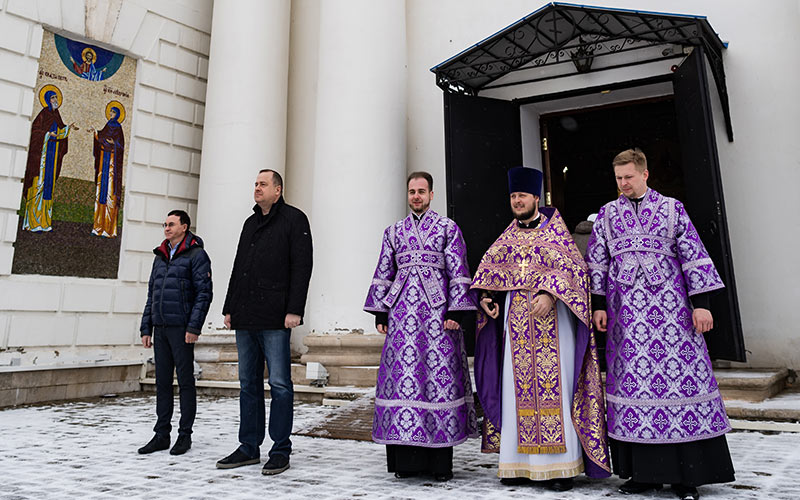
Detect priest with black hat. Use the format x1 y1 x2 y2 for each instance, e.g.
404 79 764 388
471 166 611 491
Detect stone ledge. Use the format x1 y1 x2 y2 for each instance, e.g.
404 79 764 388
0 360 143 374
0 362 144 391
0 363 143 407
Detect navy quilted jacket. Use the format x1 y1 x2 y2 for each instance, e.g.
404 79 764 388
140 232 213 335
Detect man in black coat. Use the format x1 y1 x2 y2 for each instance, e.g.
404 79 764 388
139 210 212 456
216 169 313 476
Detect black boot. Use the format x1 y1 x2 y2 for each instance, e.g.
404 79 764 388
619 479 663 494
261 454 290 476
216 449 260 469
673 484 700 500
500 477 530 486
137 434 170 454
170 435 191 455
547 478 574 491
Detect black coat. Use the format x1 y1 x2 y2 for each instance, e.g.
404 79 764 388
223 197 313 330
140 232 213 335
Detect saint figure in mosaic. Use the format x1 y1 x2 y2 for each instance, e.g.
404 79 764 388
23 85 78 233
71 47 106 81
89 101 125 237
364 172 478 482
472 167 610 491
585 149 734 499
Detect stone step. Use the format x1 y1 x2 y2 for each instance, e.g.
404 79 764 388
300 333 385 367
140 378 371 404
198 362 239 381
716 368 789 402
195 333 238 363
195 333 238 345
724 384 800 424
291 363 378 387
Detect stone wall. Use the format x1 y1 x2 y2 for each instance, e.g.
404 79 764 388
0 0 212 368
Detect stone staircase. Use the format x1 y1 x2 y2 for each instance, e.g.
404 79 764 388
139 334 800 432
715 367 800 432
140 332 384 405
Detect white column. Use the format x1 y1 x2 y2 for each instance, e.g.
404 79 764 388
305 0 408 336
196 0 291 330
284 0 320 216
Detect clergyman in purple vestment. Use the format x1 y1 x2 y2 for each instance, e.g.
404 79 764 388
472 167 610 493
363 172 478 482
585 149 735 500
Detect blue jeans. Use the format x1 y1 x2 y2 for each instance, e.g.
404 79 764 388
235 329 293 459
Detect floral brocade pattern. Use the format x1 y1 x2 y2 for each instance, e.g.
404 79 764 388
507 290 566 454
364 211 478 448
473 209 610 472
585 190 730 444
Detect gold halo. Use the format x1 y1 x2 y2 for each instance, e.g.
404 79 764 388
105 100 125 122
38 84 62 108
81 47 97 62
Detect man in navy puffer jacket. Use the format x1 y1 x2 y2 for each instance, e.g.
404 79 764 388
138 209 212 456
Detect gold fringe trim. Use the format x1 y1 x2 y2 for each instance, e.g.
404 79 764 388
498 459 584 481
517 444 567 454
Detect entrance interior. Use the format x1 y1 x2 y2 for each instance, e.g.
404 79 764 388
438 5 745 362
540 97 685 233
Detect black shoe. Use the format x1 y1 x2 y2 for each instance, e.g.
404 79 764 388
261 454 290 475
216 449 260 469
673 485 700 500
501 477 530 486
394 471 418 479
547 478 574 491
434 472 453 482
137 435 169 454
619 480 663 494
170 435 191 455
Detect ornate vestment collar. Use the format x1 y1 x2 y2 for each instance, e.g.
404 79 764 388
471 207 590 326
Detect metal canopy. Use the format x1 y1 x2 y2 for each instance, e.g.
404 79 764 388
431 2 733 141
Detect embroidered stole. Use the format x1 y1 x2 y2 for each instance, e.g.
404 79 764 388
508 289 566 454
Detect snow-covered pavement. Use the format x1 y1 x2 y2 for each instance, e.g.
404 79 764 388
1 394 798 499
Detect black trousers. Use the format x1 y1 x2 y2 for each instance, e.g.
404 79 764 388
386 445 453 475
153 326 196 437
610 435 735 487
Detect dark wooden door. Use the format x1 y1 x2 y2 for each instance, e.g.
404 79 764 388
443 92 522 275
443 92 522 356
673 46 746 361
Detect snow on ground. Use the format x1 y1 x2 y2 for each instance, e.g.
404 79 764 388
1 394 799 499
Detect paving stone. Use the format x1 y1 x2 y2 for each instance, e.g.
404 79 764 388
0 394 798 499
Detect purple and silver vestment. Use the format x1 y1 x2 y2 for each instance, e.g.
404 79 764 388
585 189 730 444
364 210 478 448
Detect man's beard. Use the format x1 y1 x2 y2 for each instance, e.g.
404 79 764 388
409 201 429 215
513 206 537 221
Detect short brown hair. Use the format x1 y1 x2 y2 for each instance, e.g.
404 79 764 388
612 148 647 173
407 171 433 191
258 168 283 188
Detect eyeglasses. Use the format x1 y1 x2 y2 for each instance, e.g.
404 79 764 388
162 222 178 228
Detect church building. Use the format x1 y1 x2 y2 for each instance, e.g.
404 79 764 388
0 0 797 404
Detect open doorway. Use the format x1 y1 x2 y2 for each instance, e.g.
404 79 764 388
540 97 685 233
